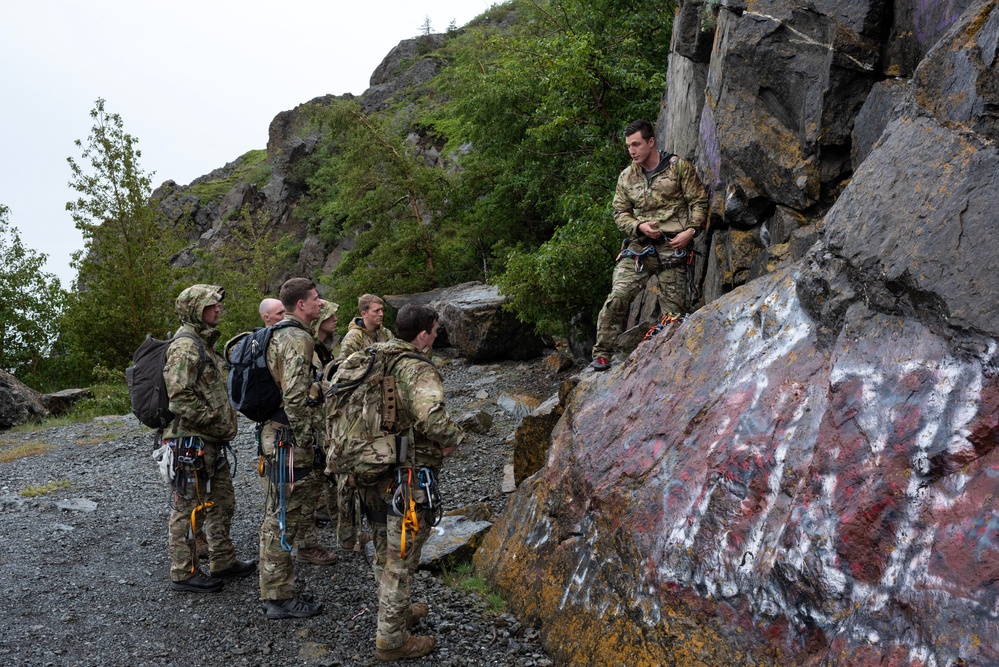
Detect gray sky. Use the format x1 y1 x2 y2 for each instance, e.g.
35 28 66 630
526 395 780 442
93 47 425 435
0 0 492 287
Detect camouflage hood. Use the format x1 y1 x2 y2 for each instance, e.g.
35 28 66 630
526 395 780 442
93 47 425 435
312 300 340 337
175 284 225 345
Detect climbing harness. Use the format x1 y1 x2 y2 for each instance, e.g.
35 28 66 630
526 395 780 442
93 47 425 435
643 312 686 342
616 240 657 273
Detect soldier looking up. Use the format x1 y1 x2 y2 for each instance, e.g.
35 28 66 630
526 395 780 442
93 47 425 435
163 284 256 592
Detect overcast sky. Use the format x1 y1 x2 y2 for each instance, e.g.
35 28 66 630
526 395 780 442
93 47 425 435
0 0 493 287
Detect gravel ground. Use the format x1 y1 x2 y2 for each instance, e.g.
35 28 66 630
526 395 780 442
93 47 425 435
0 349 565 667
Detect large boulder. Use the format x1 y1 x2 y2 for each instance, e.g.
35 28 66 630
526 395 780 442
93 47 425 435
41 388 92 417
476 3 999 665
422 282 546 362
0 370 48 430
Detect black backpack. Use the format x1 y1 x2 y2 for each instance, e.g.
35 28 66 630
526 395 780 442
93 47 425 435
126 332 207 430
226 320 306 423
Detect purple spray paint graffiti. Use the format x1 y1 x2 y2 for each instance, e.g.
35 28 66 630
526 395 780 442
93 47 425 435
699 102 724 198
916 0 961 47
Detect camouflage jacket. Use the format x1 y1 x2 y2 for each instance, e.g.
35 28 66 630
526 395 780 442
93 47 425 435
338 318 393 359
379 339 463 470
266 314 322 455
163 305 238 446
612 151 708 240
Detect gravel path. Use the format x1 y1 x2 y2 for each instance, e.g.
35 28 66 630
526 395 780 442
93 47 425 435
0 351 563 666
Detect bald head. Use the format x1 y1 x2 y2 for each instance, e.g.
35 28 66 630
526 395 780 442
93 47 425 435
259 298 285 327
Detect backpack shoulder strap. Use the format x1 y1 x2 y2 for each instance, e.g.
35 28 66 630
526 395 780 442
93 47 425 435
385 351 440 381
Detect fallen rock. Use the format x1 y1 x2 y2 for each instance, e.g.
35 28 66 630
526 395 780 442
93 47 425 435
428 282 546 362
513 394 562 486
42 388 93 416
419 515 492 572
497 393 542 419
0 370 48 430
456 410 493 435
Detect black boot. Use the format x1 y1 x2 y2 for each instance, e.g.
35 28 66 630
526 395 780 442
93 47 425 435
262 594 322 620
171 570 223 593
211 559 257 579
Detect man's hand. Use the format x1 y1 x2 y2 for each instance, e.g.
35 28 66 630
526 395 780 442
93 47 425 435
637 221 662 239
669 228 695 250
442 445 458 457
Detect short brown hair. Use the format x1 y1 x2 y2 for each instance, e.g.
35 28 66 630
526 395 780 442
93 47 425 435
396 304 437 343
358 293 384 313
279 278 316 309
624 119 654 141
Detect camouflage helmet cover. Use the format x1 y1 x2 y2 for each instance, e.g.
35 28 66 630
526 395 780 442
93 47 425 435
176 284 225 327
312 299 340 336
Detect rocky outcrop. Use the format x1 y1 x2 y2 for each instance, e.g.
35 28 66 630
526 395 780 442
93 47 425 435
647 0 976 319
0 370 48 430
41 388 92 416
477 1 999 665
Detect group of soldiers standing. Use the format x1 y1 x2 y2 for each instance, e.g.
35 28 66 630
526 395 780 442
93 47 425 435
154 116 705 662
161 280 458 661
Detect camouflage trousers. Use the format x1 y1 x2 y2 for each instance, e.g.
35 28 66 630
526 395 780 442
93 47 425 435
168 450 236 581
258 423 315 600
592 248 687 360
358 476 434 651
290 467 325 549
336 473 361 545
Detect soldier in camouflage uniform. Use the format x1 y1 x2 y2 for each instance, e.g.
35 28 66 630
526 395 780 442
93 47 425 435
591 119 708 371
164 284 256 592
355 304 463 662
339 294 393 358
258 278 327 619
284 299 341 567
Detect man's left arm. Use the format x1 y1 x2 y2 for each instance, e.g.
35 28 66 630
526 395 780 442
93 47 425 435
407 366 463 455
678 158 708 235
278 331 320 446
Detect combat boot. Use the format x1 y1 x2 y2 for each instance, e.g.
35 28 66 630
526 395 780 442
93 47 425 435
211 559 257 579
297 546 339 566
262 594 323 620
170 570 223 593
375 635 436 662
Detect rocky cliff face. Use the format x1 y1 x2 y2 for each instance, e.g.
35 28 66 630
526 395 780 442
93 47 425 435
476 1 999 665
148 35 449 291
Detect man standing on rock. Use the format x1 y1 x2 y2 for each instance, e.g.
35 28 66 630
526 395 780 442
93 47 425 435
356 304 463 661
591 119 708 371
164 284 256 592
258 278 328 619
259 297 285 327
339 294 393 358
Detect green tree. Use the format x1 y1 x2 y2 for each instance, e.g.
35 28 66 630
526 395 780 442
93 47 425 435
0 204 65 384
301 99 455 311
436 0 675 333
192 206 300 343
60 99 185 381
